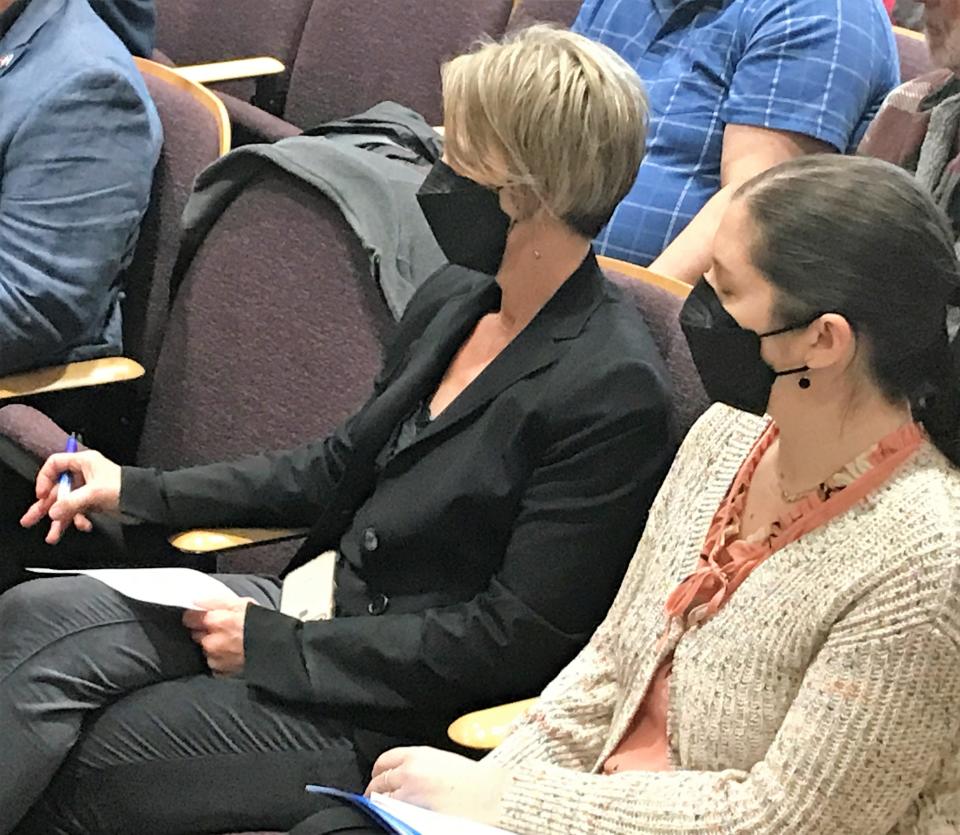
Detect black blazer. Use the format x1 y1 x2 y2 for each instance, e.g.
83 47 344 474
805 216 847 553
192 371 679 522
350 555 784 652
122 254 674 737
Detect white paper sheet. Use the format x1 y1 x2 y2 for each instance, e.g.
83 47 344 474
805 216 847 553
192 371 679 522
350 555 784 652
26 567 239 610
369 794 519 835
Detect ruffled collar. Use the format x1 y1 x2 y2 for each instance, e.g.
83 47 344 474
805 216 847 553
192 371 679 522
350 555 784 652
663 421 925 631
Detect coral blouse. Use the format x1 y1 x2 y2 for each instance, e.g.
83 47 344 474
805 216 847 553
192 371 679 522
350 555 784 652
602 420 924 775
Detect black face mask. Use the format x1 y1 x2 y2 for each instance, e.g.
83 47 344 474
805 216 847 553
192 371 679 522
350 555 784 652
680 278 817 416
417 160 511 276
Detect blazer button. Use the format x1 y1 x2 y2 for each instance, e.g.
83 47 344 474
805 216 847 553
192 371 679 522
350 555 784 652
367 593 389 616
361 527 379 552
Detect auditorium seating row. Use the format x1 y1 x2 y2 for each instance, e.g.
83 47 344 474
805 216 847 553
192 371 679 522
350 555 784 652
152 0 583 143
0 15 938 833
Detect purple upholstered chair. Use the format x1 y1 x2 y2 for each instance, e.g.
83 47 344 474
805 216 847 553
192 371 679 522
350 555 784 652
137 169 396 545
506 0 582 31
894 26 934 83
221 0 514 144
0 164 395 578
603 270 708 440
126 59 231 399
152 0 315 111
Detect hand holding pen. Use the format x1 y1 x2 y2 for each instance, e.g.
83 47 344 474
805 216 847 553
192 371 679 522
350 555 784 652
56 433 78 500
19 436 123 545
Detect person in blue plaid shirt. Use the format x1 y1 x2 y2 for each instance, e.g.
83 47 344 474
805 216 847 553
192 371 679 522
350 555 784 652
573 0 899 281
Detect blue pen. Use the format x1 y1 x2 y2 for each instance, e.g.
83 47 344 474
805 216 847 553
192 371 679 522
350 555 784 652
58 433 78 498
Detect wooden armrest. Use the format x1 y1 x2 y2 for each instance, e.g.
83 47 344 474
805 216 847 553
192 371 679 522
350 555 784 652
893 25 925 41
169 527 310 554
447 697 539 750
0 357 144 400
173 57 285 85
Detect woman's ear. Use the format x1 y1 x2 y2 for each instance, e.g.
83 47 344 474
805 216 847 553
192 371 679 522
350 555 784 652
499 184 540 224
805 313 857 372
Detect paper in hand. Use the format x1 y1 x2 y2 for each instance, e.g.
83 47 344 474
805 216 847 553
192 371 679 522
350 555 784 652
26 567 239 610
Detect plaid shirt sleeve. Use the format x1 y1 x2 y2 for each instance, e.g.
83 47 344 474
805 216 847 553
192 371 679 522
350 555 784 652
571 0 602 32
722 0 900 152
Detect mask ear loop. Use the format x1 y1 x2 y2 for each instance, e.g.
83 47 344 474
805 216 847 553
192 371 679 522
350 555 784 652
760 312 830 388
758 311 827 339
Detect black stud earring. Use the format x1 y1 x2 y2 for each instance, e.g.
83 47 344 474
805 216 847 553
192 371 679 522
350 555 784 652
798 376 811 390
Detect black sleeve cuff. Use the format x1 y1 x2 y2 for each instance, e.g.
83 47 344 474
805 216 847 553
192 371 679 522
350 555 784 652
118 466 168 524
244 603 315 701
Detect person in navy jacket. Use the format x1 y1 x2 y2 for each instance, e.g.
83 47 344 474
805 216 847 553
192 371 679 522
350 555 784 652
0 0 161 376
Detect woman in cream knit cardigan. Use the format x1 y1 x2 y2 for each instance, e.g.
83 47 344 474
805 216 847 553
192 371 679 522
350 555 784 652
354 156 960 835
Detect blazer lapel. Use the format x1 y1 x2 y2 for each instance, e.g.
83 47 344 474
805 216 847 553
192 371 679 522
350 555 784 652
401 252 607 452
290 255 606 567
349 274 502 464
289 275 501 568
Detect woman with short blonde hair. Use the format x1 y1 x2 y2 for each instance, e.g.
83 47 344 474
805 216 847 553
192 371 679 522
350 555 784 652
440 24 647 240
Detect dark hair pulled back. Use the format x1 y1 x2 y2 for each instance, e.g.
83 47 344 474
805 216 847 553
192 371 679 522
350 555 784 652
736 155 960 466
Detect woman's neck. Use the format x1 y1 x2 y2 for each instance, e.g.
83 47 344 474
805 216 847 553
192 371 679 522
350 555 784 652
772 388 913 497
494 225 590 332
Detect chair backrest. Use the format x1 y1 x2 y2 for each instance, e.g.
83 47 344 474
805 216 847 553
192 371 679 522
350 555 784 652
894 25 934 83
153 0 314 108
125 58 230 382
137 167 395 473
506 0 581 31
281 0 514 128
597 257 708 440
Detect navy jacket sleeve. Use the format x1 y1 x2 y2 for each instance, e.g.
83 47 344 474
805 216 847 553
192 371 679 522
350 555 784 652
0 69 159 375
242 359 673 714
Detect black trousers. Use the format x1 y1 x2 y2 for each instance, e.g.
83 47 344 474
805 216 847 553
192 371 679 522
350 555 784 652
289 807 382 835
0 574 369 835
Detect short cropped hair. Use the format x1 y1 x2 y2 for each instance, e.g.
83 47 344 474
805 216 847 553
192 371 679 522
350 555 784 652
440 25 648 238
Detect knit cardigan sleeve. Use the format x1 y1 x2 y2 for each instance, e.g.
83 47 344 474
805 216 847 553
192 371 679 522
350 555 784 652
483 602 622 771
484 404 746 772
492 553 960 835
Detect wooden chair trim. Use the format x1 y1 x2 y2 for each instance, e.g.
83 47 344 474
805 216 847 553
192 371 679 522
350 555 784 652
0 356 145 400
173 57 286 87
893 24 926 42
447 697 540 750
596 254 692 298
134 56 232 155
169 527 310 554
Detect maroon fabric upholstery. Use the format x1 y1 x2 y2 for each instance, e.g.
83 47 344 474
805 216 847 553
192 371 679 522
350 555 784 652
507 0 581 30
137 169 396 572
218 92 303 146
282 0 513 128
153 0 314 108
606 272 708 440
896 29 934 82
151 48 175 66
125 72 224 382
0 405 79 480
